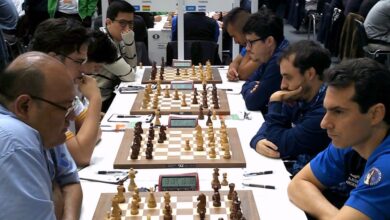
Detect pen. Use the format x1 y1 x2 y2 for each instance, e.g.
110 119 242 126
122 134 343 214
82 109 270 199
117 115 141 118
242 183 275 189
97 171 127 174
243 170 273 177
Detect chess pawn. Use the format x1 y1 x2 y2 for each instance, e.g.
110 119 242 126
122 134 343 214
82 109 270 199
128 168 138 191
147 188 157 208
176 68 180 76
223 144 231 159
130 198 139 215
181 94 187 107
164 192 171 204
184 68 188 75
228 183 235 200
212 109 217 120
192 93 198 104
173 89 180 100
163 203 173 220
111 195 122 218
164 86 170 98
198 105 204 120
221 173 228 186
154 110 161 126
116 184 126 203
196 134 204 151
191 65 196 75
185 139 191 151
209 145 216 158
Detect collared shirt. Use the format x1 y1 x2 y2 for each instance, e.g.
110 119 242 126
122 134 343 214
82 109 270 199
0 105 56 220
311 135 390 220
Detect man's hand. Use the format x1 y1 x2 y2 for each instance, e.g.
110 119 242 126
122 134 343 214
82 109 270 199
121 29 135 44
77 75 101 101
255 139 280 158
250 81 260 93
269 86 303 102
227 66 239 81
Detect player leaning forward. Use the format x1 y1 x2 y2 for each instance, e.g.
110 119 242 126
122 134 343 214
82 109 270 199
95 0 138 111
0 52 81 219
288 58 390 219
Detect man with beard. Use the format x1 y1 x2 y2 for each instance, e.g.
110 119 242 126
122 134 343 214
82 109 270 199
250 40 331 175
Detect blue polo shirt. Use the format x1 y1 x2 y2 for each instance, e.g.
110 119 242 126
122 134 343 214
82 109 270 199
311 135 390 220
0 105 56 220
241 39 289 113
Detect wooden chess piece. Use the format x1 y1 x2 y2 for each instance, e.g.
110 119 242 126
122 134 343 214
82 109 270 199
209 144 216 159
147 187 157 208
185 139 191 151
192 92 198 104
221 173 228 186
228 183 235 200
164 85 170 98
176 68 180 76
211 168 221 189
197 193 207 215
134 187 141 202
212 185 221 207
173 89 180 100
111 195 122 218
128 168 137 191
154 109 161 126
116 184 126 203
164 192 171 204
163 203 173 220
181 93 187 107
212 109 217 120
130 197 139 215
139 62 143 69
206 109 212 126
198 105 204 120
223 143 231 159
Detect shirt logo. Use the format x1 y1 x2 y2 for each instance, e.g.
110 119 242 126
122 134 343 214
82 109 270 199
364 167 382 186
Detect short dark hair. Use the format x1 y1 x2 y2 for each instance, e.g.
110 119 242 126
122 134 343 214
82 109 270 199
107 0 135 20
279 40 331 79
325 58 390 124
30 18 89 56
223 7 250 31
0 67 45 105
87 30 118 64
243 8 284 45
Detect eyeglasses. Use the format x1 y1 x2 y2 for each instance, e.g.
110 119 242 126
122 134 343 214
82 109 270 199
62 55 87 66
30 95 76 119
113 19 134 28
246 38 263 48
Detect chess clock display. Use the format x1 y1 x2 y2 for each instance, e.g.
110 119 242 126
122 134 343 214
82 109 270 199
158 173 199 191
170 80 194 90
168 116 198 128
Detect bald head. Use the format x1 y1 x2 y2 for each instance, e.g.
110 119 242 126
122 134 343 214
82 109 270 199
0 52 74 104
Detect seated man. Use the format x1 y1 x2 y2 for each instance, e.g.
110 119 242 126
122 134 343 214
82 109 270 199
288 58 390 219
0 52 81 219
171 12 219 42
95 0 138 111
224 7 262 81
250 40 332 175
364 0 390 44
31 18 102 166
240 9 289 113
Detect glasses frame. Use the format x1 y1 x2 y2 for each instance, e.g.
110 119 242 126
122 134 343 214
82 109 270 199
30 95 76 119
62 54 87 65
113 19 134 29
246 38 263 49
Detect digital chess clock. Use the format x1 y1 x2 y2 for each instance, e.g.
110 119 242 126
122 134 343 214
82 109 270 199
172 59 192 68
170 81 194 90
158 173 199 191
168 116 198 128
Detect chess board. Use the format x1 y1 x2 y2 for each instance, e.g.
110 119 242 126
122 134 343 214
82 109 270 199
114 128 246 169
141 67 223 84
130 90 230 115
92 190 260 220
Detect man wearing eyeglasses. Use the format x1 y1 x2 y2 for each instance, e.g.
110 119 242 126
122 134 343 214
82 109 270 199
240 9 289 113
0 52 81 219
95 0 138 112
31 18 103 167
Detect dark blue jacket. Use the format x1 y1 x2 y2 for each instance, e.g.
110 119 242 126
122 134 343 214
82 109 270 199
250 85 331 174
241 39 289 113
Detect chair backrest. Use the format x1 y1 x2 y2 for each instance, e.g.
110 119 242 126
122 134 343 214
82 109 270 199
166 40 221 66
135 41 151 66
354 19 369 49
